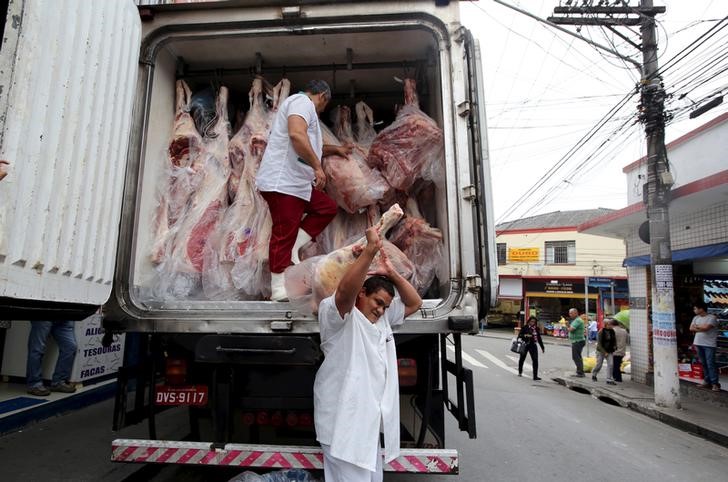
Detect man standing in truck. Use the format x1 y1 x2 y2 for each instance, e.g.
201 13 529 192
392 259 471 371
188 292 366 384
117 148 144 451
314 227 422 481
256 80 350 301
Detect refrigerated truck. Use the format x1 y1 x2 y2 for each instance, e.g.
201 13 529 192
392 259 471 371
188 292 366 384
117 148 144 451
0 0 497 475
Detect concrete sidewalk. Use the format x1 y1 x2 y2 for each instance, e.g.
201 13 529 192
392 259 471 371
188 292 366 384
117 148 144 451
553 375 728 448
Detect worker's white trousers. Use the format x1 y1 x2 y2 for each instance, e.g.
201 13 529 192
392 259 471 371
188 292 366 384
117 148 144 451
321 443 383 482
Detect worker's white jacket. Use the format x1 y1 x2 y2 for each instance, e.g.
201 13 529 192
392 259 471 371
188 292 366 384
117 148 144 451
314 294 405 471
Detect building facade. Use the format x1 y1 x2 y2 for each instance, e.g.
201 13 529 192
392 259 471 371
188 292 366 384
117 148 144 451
579 112 728 386
493 210 628 332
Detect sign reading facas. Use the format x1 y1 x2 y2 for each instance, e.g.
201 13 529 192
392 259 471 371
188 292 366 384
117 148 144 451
71 313 125 381
508 247 540 262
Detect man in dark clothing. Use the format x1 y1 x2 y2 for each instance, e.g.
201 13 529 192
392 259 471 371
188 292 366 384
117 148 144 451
592 318 617 385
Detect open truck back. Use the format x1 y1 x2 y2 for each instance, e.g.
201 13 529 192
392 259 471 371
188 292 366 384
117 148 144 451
0 0 497 475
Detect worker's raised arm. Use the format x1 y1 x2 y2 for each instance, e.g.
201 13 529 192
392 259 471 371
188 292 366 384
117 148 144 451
334 228 381 318
381 250 422 318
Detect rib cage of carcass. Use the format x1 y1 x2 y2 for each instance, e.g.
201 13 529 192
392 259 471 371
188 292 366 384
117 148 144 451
367 78 444 192
204 77 291 299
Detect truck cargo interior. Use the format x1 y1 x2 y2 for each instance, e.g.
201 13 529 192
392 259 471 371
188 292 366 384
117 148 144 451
130 25 453 311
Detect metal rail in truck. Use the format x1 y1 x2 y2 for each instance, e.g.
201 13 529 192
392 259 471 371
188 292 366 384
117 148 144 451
0 0 497 475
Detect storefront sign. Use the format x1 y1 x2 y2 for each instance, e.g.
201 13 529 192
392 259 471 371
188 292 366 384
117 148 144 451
71 313 126 381
508 247 540 262
652 264 677 346
588 277 614 288
525 279 584 295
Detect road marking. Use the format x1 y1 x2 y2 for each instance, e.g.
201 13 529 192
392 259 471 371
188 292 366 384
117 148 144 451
475 349 520 375
445 345 488 368
506 355 532 372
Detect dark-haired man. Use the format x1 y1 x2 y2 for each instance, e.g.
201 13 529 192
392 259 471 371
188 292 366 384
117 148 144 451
256 79 351 301
690 301 720 391
314 227 422 482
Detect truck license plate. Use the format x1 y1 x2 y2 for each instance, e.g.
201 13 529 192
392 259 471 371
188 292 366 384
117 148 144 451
155 385 208 406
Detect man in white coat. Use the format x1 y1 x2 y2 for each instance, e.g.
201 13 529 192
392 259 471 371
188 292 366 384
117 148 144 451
314 227 422 481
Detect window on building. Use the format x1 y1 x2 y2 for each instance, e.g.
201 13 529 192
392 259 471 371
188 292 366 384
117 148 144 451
545 240 575 265
497 243 507 265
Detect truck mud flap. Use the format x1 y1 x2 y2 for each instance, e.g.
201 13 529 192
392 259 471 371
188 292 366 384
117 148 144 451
111 439 458 474
440 334 477 438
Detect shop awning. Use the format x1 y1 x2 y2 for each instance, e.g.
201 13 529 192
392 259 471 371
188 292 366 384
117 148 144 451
623 242 728 267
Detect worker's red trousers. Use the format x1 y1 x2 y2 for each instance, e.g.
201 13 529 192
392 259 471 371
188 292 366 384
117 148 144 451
261 190 337 273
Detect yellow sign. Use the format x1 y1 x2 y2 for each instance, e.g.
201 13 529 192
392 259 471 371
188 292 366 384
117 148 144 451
508 247 540 262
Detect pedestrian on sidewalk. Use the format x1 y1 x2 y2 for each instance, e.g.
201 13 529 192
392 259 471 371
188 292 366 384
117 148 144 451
588 318 598 342
517 316 545 380
567 308 586 377
612 319 628 382
592 318 617 385
26 321 78 396
690 301 720 392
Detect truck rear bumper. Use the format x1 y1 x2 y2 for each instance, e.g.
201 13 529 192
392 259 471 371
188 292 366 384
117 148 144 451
111 438 458 474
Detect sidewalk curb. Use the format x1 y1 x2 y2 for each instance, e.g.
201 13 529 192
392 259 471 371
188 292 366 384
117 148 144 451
553 377 728 449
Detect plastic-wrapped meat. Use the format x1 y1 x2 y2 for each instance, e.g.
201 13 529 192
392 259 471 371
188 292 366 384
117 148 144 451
322 106 389 213
228 77 290 201
388 197 443 294
354 101 377 148
284 204 413 313
153 86 231 298
367 78 444 191
204 78 290 299
299 207 372 261
151 80 204 264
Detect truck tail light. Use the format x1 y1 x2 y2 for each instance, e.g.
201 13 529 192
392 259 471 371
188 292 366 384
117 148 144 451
299 413 313 427
398 358 418 387
165 358 187 386
256 411 269 425
242 412 255 425
286 412 299 427
270 411 284 427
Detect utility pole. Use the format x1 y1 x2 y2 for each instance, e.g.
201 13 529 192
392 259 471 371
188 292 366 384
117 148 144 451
549 1 680 408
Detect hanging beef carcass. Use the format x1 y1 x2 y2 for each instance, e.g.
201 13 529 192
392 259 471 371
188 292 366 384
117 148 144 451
154 86 231 298
204 78 291 298
151 80 204 264
388 197 443 294
367 78 444 191
228 77 291 202
285 204 414 312
322 105 389 213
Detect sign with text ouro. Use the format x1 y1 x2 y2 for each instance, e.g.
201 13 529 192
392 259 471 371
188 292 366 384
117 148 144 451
508 247 540 262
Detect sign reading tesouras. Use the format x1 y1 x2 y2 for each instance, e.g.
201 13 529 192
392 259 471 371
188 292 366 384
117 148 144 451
71 313 126 381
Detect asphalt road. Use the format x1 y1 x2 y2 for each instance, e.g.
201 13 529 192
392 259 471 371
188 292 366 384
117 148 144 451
1 334 726 481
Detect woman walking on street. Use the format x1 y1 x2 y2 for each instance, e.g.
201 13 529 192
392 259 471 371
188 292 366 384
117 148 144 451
518 316 545 380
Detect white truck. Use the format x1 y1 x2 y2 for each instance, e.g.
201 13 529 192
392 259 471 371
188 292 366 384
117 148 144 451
0 0 497 475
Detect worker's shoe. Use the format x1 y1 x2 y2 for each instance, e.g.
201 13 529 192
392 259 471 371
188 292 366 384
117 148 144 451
27 386 50 397
270 272 289 302
291 229 312 265
50 382 77 393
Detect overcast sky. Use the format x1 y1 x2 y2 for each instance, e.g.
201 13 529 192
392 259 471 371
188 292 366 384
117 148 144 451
459 1 727 224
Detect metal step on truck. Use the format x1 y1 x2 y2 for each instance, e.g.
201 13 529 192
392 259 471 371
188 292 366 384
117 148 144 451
0 0 497 476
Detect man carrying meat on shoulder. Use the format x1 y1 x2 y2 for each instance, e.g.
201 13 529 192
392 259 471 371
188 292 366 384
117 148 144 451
256 79 350 301
314 226 422 482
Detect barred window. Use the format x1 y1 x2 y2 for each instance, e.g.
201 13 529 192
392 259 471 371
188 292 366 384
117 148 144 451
545 240 575 265
497 243 507 265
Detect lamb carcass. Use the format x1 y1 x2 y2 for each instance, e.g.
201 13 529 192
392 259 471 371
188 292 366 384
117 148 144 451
367 78 444 191
322 106 389 213
155 86 231 298
285 204 414 312
151 80 204 264
388 197 443 294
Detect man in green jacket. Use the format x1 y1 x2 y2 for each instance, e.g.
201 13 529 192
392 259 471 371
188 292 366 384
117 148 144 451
567 308 586 377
